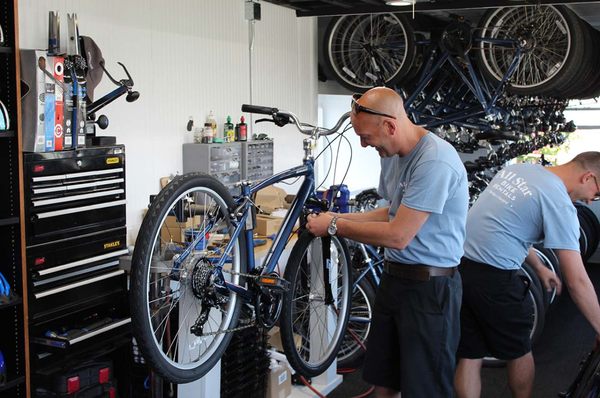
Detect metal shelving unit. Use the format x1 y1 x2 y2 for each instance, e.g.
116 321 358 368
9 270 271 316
0 1 30 397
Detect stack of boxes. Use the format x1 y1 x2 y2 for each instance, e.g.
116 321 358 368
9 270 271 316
21 50 87 152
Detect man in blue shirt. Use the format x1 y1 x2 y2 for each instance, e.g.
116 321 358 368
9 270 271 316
455 152 600 398
307 87 469 397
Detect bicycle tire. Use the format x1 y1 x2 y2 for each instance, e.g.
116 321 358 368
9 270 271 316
531 246 561 308
131 173 246 383
279 231 353 376
569 349 600 397
476 5 586 96
337 275 375 369
323 13 416 92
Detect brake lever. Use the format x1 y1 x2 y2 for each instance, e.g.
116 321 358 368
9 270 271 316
255 118 274 124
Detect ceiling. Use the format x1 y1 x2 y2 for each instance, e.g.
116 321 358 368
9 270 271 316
262 0 600 27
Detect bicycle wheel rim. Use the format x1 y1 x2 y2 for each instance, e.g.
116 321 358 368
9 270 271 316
326 13 412 90
139 184 242 373
478 5 572 90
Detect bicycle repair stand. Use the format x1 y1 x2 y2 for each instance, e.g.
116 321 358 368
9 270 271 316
176 239 342 397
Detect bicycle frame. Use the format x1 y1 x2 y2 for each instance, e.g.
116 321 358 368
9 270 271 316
353 243 383 289
405 36 524 130
174 155 319 303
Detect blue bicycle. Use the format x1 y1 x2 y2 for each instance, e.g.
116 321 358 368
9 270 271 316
131 105 353 383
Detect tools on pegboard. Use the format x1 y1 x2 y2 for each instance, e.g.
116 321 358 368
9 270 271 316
21 11 139 152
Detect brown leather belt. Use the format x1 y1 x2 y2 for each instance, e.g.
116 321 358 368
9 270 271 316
384 260 456 281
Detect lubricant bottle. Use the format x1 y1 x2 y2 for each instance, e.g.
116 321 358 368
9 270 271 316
236 116 247 141
224 115 235 143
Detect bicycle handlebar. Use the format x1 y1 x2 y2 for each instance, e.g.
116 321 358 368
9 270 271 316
241 103 351 136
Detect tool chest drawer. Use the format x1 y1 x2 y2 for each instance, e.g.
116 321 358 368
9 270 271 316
27 226 128 293
24 145 126 245
30 299 131 370
28 262 128 325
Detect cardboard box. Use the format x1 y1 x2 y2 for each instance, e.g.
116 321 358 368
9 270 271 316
160 215 201 244
268 326 302 353
21 51 85 151
255 186 288 214
256 214 283 237
21 50 48 152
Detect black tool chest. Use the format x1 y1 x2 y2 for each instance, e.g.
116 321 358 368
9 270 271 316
23 145 132 396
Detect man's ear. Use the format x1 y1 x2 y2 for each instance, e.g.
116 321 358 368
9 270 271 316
383 119 395 136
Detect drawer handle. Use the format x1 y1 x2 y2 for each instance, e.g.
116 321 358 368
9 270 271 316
37 249 129 276
69 318 131 345
36 199 126 219
34 269 125 298
33 189 124 207
33 178 125 194
32 168 124 182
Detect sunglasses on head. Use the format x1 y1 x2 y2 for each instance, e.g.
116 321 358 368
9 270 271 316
351 93 396 120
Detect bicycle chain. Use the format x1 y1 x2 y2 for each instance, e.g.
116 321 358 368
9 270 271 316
198 268 260 336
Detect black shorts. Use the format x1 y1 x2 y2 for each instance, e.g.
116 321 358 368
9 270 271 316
456 257 533 360
362 268 462 397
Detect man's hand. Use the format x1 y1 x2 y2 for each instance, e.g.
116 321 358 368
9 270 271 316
537 266 562 295
306 212 334 237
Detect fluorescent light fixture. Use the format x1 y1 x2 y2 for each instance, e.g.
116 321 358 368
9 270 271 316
386 0 414 5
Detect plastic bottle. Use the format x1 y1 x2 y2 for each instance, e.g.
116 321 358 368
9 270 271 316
193 126 203 143
237 116 247 141
207 111 218 139
202 122 214 143
224 115 235 143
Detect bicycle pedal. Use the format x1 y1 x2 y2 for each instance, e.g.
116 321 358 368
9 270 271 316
256 275 290 291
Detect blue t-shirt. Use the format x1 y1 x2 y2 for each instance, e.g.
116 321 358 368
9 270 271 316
464 163 580 270
378 132 469 267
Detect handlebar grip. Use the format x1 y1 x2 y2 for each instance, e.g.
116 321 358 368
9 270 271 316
241 104 278 115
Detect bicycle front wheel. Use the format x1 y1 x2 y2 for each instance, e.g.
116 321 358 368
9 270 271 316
131 173 245 383
280 231 352 376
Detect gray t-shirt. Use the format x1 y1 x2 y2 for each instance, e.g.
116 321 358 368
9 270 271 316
378 132 469 267
464 163 580 270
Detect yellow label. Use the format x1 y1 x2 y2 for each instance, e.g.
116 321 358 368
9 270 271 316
106 157 120 164
104 240 121 249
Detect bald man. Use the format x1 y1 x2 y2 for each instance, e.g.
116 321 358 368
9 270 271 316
307 87 469 397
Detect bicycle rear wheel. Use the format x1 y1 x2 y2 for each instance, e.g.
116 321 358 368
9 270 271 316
477 5 585 96
280 231 352 376
131 173 246 383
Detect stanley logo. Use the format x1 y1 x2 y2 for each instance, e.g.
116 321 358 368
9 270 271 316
106 157 120 165
104 240 121 249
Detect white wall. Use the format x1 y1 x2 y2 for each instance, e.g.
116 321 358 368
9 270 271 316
317 94 381 194
18 0 318 244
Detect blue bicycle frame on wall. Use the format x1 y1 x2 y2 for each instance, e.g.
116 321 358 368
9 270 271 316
405 35 524 131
